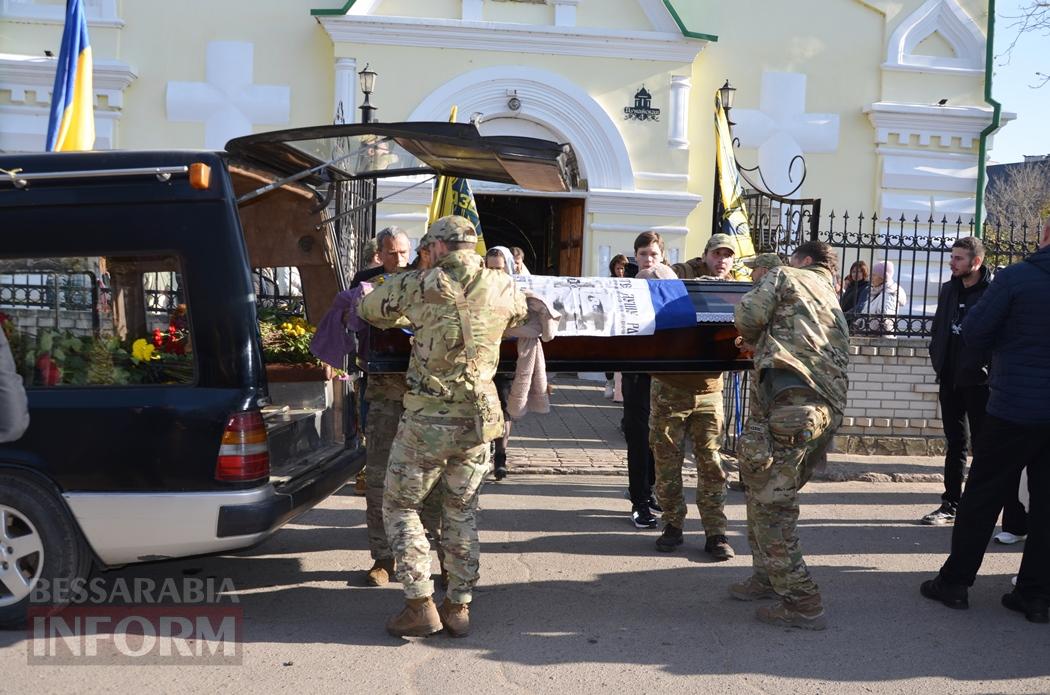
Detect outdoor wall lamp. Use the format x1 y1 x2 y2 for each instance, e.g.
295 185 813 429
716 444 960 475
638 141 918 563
359 63 378 124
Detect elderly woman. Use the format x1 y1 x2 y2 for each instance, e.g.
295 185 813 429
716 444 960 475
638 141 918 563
858 260 908 334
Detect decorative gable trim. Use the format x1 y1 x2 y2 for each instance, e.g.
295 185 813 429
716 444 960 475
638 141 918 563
863 102 1011 149
317 13 707 62
883 0 985 75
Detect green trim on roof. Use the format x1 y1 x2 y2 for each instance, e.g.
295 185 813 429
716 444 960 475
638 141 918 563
311 0 357 17
663 0 718 42
311 0 718 42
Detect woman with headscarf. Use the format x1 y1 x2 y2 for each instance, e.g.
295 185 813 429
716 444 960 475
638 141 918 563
858 259 908 334
485 246 518 480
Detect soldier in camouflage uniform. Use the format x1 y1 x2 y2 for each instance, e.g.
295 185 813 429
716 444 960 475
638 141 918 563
358 215 528 638
732 240 849 631
651 233 737 559
359 230 442 588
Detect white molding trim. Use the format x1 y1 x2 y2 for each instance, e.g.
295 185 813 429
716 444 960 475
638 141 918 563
635 171 689 191
0 103 120 151
590 223 689 237
879 151 978 194
409 65 635 190
0 53 137 107
0 0 124 27
875 145 980 162
864 101 1000 148
883 0 985 75
588 188 700 217
317 14 707 63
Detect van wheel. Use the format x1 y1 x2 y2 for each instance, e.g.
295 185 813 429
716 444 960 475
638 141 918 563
0 474 89 630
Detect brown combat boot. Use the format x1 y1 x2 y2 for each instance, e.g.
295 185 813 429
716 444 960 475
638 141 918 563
755 596 827 631
438 598 470 638
366 558 395 587
386 596 442 637
728 576 778 601
704 534 735 561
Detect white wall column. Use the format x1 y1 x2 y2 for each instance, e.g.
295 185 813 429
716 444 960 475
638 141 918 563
334 57 356 124
668 74 690 150
462 0 483 21
552 0 581 27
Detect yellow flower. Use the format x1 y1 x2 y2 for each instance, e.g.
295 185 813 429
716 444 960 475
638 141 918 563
131 338 157 363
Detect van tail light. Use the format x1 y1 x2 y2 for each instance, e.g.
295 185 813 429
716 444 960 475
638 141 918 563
216 410 270 482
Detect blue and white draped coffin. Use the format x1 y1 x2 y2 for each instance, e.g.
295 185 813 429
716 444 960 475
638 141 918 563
361 276 754 373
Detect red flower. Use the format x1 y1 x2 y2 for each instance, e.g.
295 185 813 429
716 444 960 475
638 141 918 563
153 328 164 348
36 352 62 386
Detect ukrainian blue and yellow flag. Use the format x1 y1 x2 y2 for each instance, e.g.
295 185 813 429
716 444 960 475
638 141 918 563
45 0 94 152
429 106 486 254
714 90 755 279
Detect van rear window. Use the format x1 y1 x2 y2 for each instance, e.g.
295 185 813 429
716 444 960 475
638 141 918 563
0 255 195 388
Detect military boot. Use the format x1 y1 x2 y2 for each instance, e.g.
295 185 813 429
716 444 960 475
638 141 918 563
366 558 396 587
438 598 470 638
704 534 735 561
728 576 778 601
386 596 442 637
756 596 827 631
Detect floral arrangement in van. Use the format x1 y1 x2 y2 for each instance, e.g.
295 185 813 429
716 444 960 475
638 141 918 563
258 312 318 365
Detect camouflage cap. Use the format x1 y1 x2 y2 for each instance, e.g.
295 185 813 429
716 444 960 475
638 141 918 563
743 253 783 270
705 233 737 254
417 232 433 247
427 215 478 244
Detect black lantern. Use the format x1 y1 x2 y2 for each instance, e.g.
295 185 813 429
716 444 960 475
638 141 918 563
718 79 736 128
358 63 378 124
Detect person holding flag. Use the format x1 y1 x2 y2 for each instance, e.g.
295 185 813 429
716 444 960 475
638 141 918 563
46 0 94 152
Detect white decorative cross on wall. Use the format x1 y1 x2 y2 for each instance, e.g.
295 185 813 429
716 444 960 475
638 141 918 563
166 41 290 149
731 71 840 197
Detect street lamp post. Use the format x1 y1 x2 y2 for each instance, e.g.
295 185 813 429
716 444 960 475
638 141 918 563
358 63 378 124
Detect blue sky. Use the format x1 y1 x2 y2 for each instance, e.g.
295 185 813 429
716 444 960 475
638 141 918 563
990 0 1050 163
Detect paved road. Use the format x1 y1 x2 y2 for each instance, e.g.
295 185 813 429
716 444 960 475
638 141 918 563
4 476 1046 694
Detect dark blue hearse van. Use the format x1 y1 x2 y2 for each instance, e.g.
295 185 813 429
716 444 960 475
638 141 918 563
0 123 577 627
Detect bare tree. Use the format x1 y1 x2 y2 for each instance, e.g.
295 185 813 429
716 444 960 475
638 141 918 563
984 161 1050 262
1000 1 1050 87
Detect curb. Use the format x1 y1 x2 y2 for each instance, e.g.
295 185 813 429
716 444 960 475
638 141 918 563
501 465 945 484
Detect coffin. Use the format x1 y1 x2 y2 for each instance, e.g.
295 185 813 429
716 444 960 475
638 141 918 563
359 279 754 374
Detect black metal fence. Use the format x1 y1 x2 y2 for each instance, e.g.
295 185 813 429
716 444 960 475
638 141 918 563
748 210 1043 339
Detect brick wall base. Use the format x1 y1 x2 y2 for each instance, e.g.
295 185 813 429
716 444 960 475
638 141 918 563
837 336 947 455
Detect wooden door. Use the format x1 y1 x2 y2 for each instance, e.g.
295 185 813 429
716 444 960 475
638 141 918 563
556 198 584 276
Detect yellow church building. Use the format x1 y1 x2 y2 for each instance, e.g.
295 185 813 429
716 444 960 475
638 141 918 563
1 0 1011 275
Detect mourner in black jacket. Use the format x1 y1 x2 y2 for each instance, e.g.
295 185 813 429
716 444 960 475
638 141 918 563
920 237 994 526
921 222 1050 623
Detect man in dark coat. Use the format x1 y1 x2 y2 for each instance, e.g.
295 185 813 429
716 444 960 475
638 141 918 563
921 237 993 526
921 220 1050 624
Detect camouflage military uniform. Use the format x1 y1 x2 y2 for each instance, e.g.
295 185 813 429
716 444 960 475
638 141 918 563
362 374 441 561
734 264 849 609
651 258 727 537
359 244 527 604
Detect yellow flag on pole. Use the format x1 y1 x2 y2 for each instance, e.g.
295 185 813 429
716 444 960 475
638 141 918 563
428 106 486 254
714 91 755 278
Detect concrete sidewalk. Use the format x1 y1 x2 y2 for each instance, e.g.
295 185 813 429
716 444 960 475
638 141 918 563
507 376 945 483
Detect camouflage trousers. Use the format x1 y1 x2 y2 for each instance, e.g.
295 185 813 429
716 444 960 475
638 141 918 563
650 381 727 535
738 387 841 606
383 412 491 604
364 398 441 560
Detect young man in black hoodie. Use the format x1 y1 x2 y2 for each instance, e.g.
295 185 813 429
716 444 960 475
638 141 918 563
922 237 993 526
